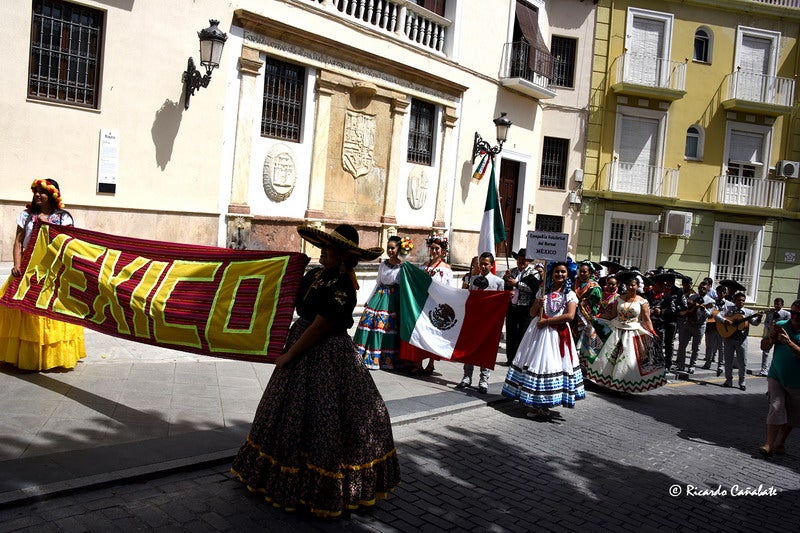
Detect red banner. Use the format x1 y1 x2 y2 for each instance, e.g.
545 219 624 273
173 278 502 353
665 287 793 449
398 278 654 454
1 222 309 362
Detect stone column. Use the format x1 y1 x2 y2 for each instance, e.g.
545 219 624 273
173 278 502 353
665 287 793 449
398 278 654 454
306 73 337 221
226 46 262 248
382 96 409 233
433 106 458 228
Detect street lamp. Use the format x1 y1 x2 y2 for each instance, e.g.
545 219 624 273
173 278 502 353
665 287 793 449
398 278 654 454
182 19 228 110
472 113 513 163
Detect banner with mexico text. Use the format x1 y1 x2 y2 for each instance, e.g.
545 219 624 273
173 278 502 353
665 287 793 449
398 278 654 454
0 223 309 362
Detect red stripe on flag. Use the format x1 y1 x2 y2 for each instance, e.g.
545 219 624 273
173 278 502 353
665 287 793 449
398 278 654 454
451 290 511 369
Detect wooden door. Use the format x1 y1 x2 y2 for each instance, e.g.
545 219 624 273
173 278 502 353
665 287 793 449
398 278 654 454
497 159 519 259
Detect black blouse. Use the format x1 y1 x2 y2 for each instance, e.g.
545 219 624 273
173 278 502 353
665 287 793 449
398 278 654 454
295 267 356 333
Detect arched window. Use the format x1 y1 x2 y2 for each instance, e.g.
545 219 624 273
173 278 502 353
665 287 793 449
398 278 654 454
694 28 712 63
685 125 704 160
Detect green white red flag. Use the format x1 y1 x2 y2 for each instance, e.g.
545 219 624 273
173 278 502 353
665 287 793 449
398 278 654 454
477 161 506 258
398 263 510 369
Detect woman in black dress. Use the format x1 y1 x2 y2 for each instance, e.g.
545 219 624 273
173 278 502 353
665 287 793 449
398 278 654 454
231 224 400 517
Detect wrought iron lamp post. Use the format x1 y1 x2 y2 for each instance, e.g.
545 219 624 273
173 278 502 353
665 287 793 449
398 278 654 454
472 113 513 163
182 19 228 110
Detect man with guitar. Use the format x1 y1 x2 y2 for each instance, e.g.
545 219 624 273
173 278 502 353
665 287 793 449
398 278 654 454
675 281 714 373
702 285 729 372
715 292 763 390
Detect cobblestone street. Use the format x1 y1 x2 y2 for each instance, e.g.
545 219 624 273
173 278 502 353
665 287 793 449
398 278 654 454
1 374 797 532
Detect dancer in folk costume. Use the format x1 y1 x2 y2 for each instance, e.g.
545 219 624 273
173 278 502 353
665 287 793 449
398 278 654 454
0 178 86 371
231 224 399 518
400 232 452 375
572 261 602 373
502 260 586 418
585 271 667 393
354 235 413 370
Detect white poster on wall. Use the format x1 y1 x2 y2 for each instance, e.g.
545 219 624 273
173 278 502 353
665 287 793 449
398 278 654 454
98 129 119 194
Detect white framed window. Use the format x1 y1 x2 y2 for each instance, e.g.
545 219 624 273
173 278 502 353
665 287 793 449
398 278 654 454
624 8 674 86
694 28 712 63
685 125 704 160
735 26 780 76
723 122 772 179
612 106 668 193
710 221 764 302
602 211 659 272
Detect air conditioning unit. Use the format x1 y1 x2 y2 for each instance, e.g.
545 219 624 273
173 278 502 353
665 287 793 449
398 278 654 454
776 160 800 179
661 210 693 237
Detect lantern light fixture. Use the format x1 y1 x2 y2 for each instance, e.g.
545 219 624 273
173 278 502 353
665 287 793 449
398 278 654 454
472 113 513 163
182 19 228 110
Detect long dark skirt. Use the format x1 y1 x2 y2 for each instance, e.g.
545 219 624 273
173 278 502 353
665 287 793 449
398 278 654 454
231 318 400 517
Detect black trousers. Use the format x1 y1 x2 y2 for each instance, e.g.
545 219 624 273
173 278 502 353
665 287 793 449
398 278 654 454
505 305 532 364
654 322 677 368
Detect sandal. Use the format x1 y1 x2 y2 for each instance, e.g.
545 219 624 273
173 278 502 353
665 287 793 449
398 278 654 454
758 446 773 460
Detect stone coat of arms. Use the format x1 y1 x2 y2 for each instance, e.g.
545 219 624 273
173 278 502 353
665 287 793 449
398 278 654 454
342 111 376 179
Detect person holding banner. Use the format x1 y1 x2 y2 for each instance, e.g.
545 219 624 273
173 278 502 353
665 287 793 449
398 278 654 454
502 261 585 418
402 232 452 375
231 224 399 518
353 235 412 370
0 178 86 371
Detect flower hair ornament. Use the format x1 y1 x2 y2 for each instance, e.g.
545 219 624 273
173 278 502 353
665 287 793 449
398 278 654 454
425 233 448 252
30 178 64 210
398 236 414 256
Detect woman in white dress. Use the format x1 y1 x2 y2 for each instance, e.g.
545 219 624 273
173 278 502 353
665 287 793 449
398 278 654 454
584 272 667 393
502 261 586 418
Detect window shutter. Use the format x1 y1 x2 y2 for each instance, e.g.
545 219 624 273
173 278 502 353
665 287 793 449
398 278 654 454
728 131 763 164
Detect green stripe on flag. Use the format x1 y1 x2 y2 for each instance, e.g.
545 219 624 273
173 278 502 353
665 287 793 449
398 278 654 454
487 164 506 243
398 262 432 342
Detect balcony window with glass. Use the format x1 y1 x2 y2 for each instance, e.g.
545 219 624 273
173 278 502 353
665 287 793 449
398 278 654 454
28 0 104 108
602 212 659 271
261 57 306 142
407 99 436 166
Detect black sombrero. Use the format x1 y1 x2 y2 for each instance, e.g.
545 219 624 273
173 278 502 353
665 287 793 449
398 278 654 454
296 224 383 261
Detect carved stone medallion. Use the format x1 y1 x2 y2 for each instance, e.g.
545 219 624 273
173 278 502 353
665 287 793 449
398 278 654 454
263 145 297 202
407 166 429 210
342 111 376 179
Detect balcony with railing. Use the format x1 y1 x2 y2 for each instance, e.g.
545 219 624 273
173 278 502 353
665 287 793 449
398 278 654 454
715 174 785 209
610 53 687 101
308 0 451 54
721 70 795 116
499 41 556 100
607 161 679 198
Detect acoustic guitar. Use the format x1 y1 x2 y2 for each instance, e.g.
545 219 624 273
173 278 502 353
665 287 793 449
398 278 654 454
717 311 764 339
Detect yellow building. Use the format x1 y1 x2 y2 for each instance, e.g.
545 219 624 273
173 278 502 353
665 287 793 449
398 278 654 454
578 0 800 304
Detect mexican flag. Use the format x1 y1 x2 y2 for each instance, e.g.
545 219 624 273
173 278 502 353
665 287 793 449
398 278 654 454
398 262 511 369
477 162 506 258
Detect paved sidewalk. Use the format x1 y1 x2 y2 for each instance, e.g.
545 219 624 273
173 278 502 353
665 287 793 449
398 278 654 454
0 262 770 508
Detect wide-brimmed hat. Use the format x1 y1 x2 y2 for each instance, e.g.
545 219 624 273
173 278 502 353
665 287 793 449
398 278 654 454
616 269 652 287
719 279 746 292
651 271 676 284
511 248 528 259
296 224 382 261
578 259 603 273
600 260 625 271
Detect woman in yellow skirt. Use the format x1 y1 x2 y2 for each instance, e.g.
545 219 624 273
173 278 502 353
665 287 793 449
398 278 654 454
0 178 86 371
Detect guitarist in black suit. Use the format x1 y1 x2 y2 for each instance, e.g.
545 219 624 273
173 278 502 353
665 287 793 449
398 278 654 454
715 292 763 390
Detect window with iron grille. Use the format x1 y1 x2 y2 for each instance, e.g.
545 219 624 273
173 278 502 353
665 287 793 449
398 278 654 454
28 0 104 108
540 137 569 189
550 36 576 88
711 223 762 300
261 57 305 142
535 214 563 233
608 218 648 269
407 99 435 166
